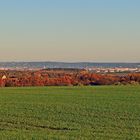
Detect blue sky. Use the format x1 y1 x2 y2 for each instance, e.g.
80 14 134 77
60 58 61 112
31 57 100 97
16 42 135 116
0 0 140 62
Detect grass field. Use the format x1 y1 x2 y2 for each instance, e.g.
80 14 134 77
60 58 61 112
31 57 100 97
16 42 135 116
0 86 140 140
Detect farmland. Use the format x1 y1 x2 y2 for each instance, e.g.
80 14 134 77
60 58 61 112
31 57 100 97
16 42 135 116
0 86 140 139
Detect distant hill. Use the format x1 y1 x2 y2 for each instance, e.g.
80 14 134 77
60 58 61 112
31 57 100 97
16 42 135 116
0 62 139 69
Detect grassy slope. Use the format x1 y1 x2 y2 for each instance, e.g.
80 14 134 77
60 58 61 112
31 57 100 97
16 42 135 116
0 86 140 140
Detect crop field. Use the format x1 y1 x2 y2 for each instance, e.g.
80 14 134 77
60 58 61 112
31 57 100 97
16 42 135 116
0 86 140 140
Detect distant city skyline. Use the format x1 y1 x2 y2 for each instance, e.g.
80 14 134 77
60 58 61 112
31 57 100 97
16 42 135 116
0 0 140 62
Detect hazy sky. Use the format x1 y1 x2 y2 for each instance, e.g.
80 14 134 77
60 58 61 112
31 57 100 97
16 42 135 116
0 0 140 62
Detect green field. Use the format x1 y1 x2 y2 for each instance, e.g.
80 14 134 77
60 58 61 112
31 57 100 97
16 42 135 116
0 86 140 140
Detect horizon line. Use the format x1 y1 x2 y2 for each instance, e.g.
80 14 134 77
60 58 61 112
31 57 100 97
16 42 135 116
0 61 139 64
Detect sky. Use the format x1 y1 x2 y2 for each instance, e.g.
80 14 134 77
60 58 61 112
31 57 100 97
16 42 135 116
0 0 140 62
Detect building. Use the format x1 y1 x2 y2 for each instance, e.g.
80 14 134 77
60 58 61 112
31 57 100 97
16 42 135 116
0 75 7 87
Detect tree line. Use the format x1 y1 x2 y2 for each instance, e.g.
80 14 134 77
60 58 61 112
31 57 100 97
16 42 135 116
0 69 140 87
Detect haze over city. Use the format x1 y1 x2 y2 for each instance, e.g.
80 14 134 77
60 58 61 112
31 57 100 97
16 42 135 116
0 0 140 62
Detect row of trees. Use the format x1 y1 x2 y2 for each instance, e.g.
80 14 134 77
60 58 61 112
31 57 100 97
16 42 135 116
0 70 140 87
